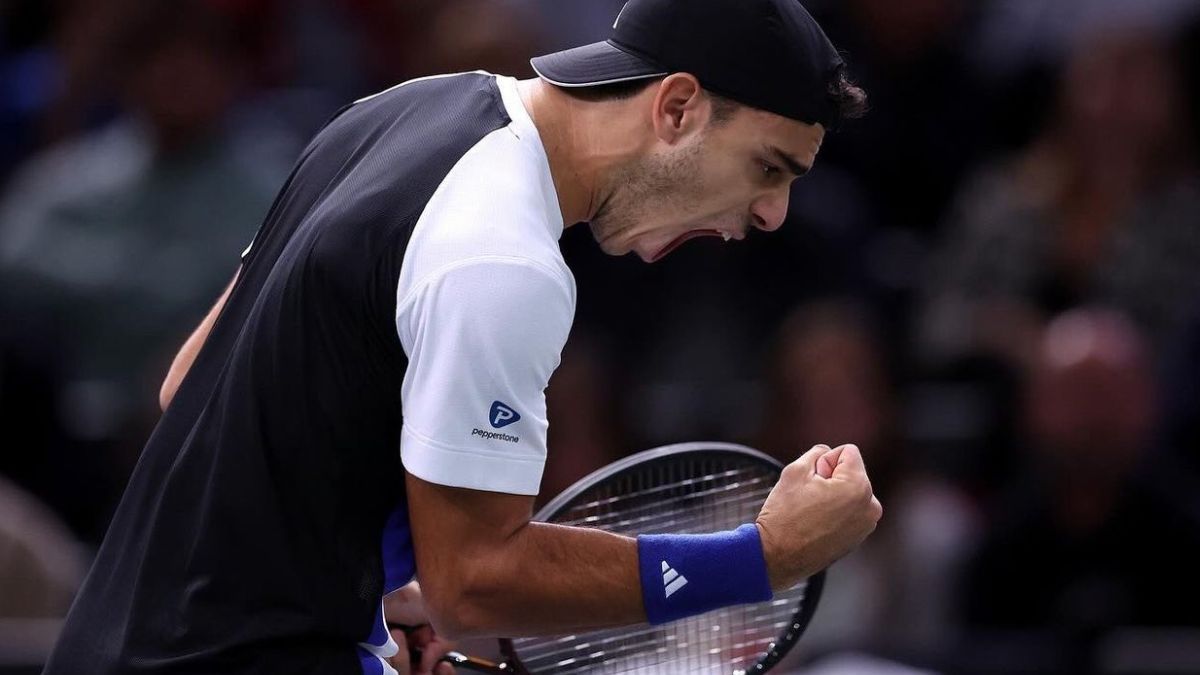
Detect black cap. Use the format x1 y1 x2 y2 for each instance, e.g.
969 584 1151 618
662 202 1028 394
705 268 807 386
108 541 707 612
530 0 845 127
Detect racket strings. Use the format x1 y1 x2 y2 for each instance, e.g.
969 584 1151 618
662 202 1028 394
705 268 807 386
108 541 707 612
513 592 806 658
557 489 773 535
511 457 807 673
515 586 809 671
558 465 767 525
557 476 774 529
563 467 763 513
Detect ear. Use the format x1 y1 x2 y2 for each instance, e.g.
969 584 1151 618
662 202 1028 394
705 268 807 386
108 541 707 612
649 73 706 144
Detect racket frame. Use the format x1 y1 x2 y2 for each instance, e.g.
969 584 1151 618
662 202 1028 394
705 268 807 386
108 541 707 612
493 441 825 674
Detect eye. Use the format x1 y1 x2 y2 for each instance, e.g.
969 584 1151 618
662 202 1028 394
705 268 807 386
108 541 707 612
760 161 781 177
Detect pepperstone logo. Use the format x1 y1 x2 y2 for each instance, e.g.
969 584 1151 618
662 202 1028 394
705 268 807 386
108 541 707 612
489 401 521 429
471 428 520 444
472 400 522 444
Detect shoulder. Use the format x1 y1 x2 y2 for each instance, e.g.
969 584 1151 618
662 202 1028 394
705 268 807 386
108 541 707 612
328 71 508 152
353 70 499 108
395 83 570 311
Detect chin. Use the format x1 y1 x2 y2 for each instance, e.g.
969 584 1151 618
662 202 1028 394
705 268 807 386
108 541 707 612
595 238 625 258
594 231 646 260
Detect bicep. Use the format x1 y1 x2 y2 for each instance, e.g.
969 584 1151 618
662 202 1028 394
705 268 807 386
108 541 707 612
406 472 534 577
405 472 644 638
405 471 537 634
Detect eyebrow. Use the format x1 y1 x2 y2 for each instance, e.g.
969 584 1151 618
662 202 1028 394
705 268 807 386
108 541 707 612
767 146 811 177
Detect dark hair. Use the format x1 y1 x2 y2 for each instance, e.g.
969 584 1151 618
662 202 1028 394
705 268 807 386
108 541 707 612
827 66 868 123
708 92 739 126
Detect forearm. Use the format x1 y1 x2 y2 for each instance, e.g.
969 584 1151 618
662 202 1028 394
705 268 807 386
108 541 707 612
444 521 645 637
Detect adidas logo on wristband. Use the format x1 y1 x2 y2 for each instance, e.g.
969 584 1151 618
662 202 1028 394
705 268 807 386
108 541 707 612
639 526 770 625
661 560 688 598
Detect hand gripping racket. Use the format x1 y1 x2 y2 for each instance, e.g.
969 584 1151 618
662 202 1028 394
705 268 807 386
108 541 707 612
435 442 824 673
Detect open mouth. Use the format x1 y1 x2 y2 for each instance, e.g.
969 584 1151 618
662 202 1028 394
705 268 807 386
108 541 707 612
650 229 725 262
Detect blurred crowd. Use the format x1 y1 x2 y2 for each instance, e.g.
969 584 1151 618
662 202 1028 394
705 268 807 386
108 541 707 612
2 0 1199 673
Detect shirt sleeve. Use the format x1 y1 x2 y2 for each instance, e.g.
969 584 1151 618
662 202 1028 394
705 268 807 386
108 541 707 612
396 256 574 495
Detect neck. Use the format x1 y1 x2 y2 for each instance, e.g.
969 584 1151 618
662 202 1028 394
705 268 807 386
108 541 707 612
518 78 645 227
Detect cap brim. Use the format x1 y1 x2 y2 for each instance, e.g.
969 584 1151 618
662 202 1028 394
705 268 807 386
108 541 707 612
530 40 668 87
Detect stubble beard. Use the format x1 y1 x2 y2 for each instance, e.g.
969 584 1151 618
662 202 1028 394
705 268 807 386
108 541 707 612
589 140 707 255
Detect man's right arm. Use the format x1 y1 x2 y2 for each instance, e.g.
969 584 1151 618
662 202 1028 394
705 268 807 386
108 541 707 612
407 442 882 639
396 259 880 638
397 257 650 637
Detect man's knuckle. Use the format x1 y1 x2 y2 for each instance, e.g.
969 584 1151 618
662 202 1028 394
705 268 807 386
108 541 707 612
856 481 873 501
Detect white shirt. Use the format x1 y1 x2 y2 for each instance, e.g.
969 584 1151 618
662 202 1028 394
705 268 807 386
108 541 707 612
395 75 575 496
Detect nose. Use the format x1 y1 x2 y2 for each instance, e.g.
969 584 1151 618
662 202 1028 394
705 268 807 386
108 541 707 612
750 188 790 233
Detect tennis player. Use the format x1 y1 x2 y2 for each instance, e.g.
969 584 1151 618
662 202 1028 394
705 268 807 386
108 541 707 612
44 1 881 674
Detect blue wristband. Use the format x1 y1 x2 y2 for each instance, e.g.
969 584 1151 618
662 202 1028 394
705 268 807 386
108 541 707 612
637 524 773 625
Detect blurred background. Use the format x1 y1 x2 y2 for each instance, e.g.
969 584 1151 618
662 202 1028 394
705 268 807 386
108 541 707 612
2 0 1199 673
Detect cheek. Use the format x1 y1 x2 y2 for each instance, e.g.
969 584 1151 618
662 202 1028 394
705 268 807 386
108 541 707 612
704 156 751 186
690 161 755 206
679 185 738 219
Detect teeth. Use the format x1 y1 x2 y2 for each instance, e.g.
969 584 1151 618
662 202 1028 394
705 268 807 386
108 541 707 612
722 232 732 242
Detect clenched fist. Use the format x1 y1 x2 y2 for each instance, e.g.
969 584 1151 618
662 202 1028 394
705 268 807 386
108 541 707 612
755 444 883 590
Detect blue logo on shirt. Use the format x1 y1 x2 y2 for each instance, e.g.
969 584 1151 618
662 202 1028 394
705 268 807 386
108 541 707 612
490 401 521 428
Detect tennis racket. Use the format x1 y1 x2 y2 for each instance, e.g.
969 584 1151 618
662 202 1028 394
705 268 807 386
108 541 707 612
428 441 825 673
